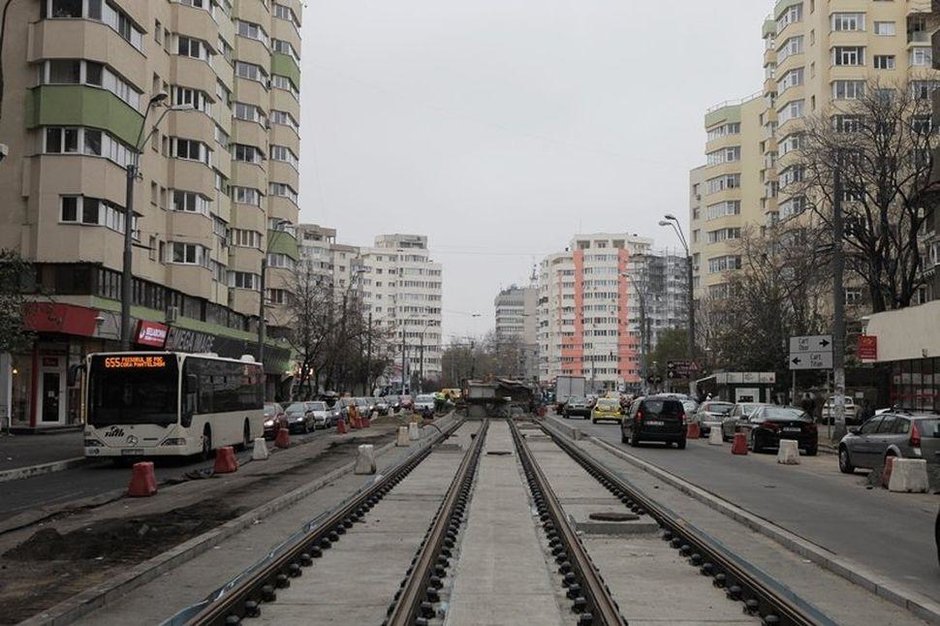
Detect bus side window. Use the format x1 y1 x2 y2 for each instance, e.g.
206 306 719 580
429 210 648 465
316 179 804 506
182 373 198 427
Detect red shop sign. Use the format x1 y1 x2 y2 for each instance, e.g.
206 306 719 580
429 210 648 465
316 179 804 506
858 335 878 361
136 321 169 348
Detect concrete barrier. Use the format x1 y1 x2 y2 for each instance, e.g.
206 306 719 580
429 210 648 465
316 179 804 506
887 458 929 493
251 437 269 461
408 422 420 441
354 444 376 475
777 439 800 464
396 426 410 447
708 427 723 445
881 456 895 489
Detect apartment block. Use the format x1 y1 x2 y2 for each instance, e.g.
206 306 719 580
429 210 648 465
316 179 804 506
691 0 938 303
0 0 303 428
537 233 689 393
494 285 538 380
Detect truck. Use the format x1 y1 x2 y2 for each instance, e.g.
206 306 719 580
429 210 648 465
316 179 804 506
554 375 586 411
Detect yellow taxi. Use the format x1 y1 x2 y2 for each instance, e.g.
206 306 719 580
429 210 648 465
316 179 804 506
591 397 623 424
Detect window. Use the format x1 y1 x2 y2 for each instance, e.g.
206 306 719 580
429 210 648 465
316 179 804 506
235 61 267 84
270 109 299 133
266 253 295 270
778 67 804 91
168 242 210 267
911 81 940 100
706 201 741 220
216 80 232 109
778 133 803 155
273 3 300 28
910 47 932 67
270 145 299 169
833 46 864 66
171 86 211 114
706 228 741 244
707 255 742 274
266 289 289 305
705 146 740 166
778 99 804 124
234 102 267 125
172 138 211 165
234 143 264 163
59 195 135 236
45 127 78 153
832 80 865 100
268 182 298 204
776 4 802 34
271 74 298 98
217 36 233 65
779 165 804 189
874 55 895 70
171 190 211 215
831 13 864 32
44 0 142 50
272 39 300 62
874 21 895 36
777 36 803 62
41 60 141 109
779 196 806 219
232 186 262 207
228 271 259 290
705 175 740 195
231 229 262 248
177 36 211 61
235 19 268 45
706 122 741 141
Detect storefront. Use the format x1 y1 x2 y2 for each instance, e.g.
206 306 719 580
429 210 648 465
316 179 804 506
864 300 940 413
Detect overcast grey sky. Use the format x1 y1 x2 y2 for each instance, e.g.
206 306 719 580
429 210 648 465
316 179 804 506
298 1 769 341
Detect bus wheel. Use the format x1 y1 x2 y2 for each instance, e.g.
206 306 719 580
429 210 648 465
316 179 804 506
201 425 212 461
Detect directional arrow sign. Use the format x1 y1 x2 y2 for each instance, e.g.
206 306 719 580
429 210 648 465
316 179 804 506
789 335 833 355
789 335 834 370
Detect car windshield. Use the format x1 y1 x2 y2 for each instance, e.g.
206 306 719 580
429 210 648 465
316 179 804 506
596 400 618 410
263 404 279 417
417 395 434 403
568 397 585 404
285 403 306 414
310 402 326 411
762 407 810 421
682 400 698 413
704 402 734 414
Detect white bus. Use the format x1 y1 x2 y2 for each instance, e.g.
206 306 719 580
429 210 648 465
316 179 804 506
83 352 264 460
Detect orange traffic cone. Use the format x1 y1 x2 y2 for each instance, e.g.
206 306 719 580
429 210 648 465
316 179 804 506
127 462 157 497
686 422 701 439
731 432 748 455
336 418 348 434
881 456 895 488
213 446 238 473
275 427 291 449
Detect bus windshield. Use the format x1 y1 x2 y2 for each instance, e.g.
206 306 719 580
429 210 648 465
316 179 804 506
88 355 179 427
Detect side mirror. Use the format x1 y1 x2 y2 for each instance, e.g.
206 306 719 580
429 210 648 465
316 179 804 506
848 427 860 436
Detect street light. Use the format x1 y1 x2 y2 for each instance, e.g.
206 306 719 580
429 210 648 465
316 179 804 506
259 218 292 367
120 94 193 350
417 319 437 394
659 215 695 368
622 271 649 394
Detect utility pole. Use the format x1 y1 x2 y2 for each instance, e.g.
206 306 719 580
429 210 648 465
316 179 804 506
366 312 372 395
258 255 267 365
832 155 847 440
400 323 406 394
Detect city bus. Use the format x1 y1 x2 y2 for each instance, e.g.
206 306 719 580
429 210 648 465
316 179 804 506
82 351 264 460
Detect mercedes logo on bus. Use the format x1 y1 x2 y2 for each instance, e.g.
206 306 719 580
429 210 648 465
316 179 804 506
126 435 139 447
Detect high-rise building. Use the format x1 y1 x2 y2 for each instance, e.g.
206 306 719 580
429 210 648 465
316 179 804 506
691 0 937 301
359 234 443 390
0 0 303 428
494 285 538 380
537 233 689 393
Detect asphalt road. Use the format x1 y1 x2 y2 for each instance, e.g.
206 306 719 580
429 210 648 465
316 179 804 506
0 431 84 472
562 414 940 604
0 430 326 524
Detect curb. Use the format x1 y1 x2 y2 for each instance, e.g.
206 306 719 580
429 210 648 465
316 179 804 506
21 416 456 626
577 431 940 625
0 457 91 483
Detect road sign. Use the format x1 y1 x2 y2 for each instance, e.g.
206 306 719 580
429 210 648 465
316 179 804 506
789 335 833 371
858 335 878 361
667 360 699 378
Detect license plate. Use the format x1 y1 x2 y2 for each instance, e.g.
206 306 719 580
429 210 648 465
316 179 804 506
782 427 801 433
646 420 664 426
121 449 144 456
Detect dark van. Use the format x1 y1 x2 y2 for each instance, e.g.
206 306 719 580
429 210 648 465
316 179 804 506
621 395 688 449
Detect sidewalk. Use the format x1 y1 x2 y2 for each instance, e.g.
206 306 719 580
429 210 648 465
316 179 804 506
0 430 85 473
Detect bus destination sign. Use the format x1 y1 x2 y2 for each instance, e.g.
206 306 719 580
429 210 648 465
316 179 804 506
104 355 168 369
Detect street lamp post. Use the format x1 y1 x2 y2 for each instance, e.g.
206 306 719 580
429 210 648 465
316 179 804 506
120 94 192 350
659 215 695 366
259 219 291 367
622 272 648 394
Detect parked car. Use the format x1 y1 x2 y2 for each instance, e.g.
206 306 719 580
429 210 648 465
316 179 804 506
591 397 622 424
621 395 688 449
335 397 357 421
307 401 333 429
693 401 734 436
562 396 592 419
820 397 859 425
720 402 768 441
284 402 317 433
414 394 436 415
355 397 375 417
739 406 817 455
374 397 391 416
838 411 940 474
263 402 288 439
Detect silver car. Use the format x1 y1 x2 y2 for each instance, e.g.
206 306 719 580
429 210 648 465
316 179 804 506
308 401 332 429
838 412 940 476
692 401 734 436
720 402 769 441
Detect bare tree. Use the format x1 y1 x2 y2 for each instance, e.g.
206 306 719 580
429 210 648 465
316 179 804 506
0 250 32 353
796 78 939 311
284 270 338 399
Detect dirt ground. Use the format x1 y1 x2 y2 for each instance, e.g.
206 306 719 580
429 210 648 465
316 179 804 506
0 431 395 624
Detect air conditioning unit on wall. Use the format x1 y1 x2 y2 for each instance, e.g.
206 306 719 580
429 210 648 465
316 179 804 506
166 306 179 324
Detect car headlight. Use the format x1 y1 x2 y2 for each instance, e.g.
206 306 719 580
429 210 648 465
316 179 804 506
161 438 187 446
84 438 103 447
264 419 274 427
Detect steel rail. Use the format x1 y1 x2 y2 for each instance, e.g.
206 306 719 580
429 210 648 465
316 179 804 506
542 423 836 626
385 419 489 626
178 418 466 626
509 419 626 626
